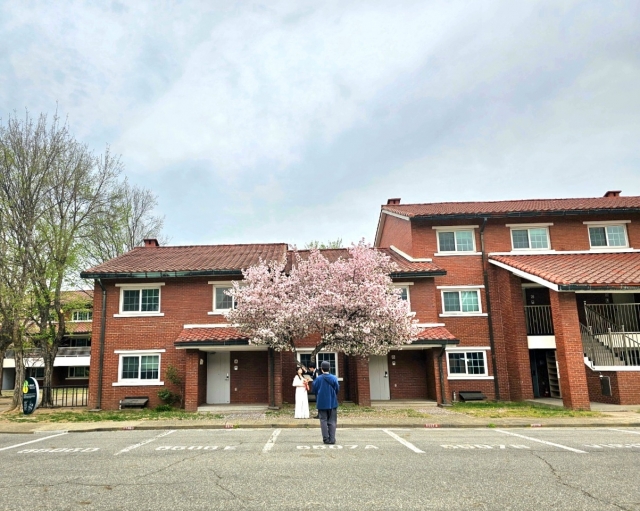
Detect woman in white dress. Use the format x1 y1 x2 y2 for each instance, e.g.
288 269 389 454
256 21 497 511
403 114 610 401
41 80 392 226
293 367 310 419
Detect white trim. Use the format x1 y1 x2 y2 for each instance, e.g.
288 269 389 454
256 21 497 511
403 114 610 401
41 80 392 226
432 225 479 230
114 313 164 318
207 280 236 285
575 290 640 294
433 227 478 254
391 281 414 285
584 358 640 372
112 381 165 387
583 220 631 225
382 210 410 221
587 223 630 249
437 285 484 290
393 284 412 312
527 336 556 349
115 349 166 354
389 245 432 262
505 223 553 227
434 252 482 257
211 283 236 314
440 313 488 317
175 345 267 351
116 283 165 288
415 323 446 327
184 324 233 329
488 259 560 292
445 346 491 352
489 249 640 255
448 376 495 380
296 350 340 379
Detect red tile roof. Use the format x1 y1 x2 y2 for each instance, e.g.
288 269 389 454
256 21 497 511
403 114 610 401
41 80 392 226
174 326 249 346
65 322 92 335
288 248 445 276
61 290 94 304
82 244 288 277
382 195 640 219
489 253 640 290
414 326 458 342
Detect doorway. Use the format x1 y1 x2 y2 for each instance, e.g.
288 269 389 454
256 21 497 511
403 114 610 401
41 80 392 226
529 349 561 398
207 352 230 404
369 355 390 400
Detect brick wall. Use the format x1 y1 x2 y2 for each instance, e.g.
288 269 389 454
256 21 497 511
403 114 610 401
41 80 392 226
586 367 640 405
378 214 412 253
387 350 428 399
230 351 268 404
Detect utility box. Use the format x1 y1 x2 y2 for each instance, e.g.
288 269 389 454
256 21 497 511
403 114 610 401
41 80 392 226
600 376 612 397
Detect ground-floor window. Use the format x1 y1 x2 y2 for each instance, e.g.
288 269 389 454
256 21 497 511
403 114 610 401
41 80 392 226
298 351 338 377
447 351 487 377
68 366 90 379
113 350 164 386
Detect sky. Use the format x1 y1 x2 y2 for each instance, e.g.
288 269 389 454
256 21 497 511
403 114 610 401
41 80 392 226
1 1 639 247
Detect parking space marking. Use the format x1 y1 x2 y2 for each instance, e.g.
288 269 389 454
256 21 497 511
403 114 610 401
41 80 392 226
0 432 68 452
382 429 424 454
608 428 640 435
262 429 281 453
494 429 586 453
114 430 176 456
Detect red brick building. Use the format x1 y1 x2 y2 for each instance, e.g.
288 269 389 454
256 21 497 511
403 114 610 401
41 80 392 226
375 191 640 409
82 191 640 411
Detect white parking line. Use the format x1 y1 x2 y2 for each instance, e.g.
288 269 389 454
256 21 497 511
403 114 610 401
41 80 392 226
0 432 68 452
608 428 640 435
114 430 176 456
382 429 425 454
262 429 281 453
494 429 586 453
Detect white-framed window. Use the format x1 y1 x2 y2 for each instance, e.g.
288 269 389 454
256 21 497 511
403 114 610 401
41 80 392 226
392 284 411 312
113 350 165 386
437 230 475 253
209 282 238 314
297 351 340 379
115 283 165 317
510 227 550 250
588 224 628 248
71 310 93 322
440 288 483 316
68 366 90 379
447 350 488 377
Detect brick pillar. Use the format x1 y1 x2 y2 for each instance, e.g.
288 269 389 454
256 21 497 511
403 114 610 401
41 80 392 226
352 355 371 407
550 292 591 410
431 349 450 405
494 270 534 401
184 350 201 411
268 349 283 408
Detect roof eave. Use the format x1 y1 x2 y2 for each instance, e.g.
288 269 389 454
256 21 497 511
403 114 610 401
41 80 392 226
174 339 249 348
391 271 447 278
411 338 460 345
80 269 245 279
410 207 640 221
559 284 640 291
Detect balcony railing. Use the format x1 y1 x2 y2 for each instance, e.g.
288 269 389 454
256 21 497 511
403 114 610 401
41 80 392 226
524 305 554 336
4 346 91 359
583 303 640 333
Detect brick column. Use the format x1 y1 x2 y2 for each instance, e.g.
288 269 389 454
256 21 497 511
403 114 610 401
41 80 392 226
352 356 371 407
550 291 591 410
495 270 534 401
431 348 450 405
184 350 201 411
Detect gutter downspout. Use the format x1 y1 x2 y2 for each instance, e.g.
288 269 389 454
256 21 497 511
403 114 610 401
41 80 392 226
95 279 107 410
480 218 501 401
437 344 449 405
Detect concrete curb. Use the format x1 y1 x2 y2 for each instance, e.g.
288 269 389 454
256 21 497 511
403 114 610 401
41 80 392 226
2 421 640 434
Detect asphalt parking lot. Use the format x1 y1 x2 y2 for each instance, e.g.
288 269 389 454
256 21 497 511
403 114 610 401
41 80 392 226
1 427 639 510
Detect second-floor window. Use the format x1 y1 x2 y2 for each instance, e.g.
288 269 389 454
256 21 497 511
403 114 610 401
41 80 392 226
511 227 549 250
588 225 628 248
72 310 93 322
116 284 164 316
210 283 237 314
437 230 475 253
442 289 481 314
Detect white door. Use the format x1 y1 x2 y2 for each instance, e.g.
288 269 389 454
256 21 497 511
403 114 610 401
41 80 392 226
207 352 230 404
369 355 390 400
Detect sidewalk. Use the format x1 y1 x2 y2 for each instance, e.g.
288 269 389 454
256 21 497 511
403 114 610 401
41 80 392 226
1 403 639 434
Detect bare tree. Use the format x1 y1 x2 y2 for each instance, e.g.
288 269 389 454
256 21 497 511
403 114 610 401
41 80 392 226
303 238 343 250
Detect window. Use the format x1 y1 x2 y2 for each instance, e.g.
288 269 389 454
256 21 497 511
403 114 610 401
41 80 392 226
26 367 45 379
588 225 628 248
69 338 91 347
393 284 411 311
209 282 238 314
297 352 339 378
442 290 481 314
68 366 90 378
114 351 164 385
511 227 549 250
72 310 93 322
437 230 475 252
447 351 487 377
116 284 164 316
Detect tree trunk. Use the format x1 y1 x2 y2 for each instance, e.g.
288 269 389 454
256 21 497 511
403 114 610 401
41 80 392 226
42 346 56 407
0 348 5 396
11 349 25 410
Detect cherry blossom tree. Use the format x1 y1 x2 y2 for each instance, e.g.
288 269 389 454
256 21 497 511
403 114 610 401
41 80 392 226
226 242 419 358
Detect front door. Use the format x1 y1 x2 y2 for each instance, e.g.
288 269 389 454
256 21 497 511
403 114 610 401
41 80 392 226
207 352 230 404
369 355 390 400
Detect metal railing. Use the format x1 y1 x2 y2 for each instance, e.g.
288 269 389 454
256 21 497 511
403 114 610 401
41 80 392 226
39 386 88 408
4 346 91 358
584 303 640 333
524 305 554 336
583 304 640 367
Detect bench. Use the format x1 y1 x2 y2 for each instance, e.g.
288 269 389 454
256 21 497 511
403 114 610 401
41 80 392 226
119 396 149 409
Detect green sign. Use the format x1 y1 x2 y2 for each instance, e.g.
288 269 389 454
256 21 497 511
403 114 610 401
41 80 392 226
22 377 39 415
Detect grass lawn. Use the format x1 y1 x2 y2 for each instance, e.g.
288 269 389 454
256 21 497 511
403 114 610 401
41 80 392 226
0 408 225 423
266 403 431 419
451 401 602 418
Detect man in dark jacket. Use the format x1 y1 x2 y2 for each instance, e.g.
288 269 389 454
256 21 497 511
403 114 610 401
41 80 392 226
311 361 340 444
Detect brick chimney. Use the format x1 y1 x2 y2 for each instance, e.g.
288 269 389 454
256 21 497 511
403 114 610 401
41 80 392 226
603 190 621 197
387 198 401 205
143 239 159 247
